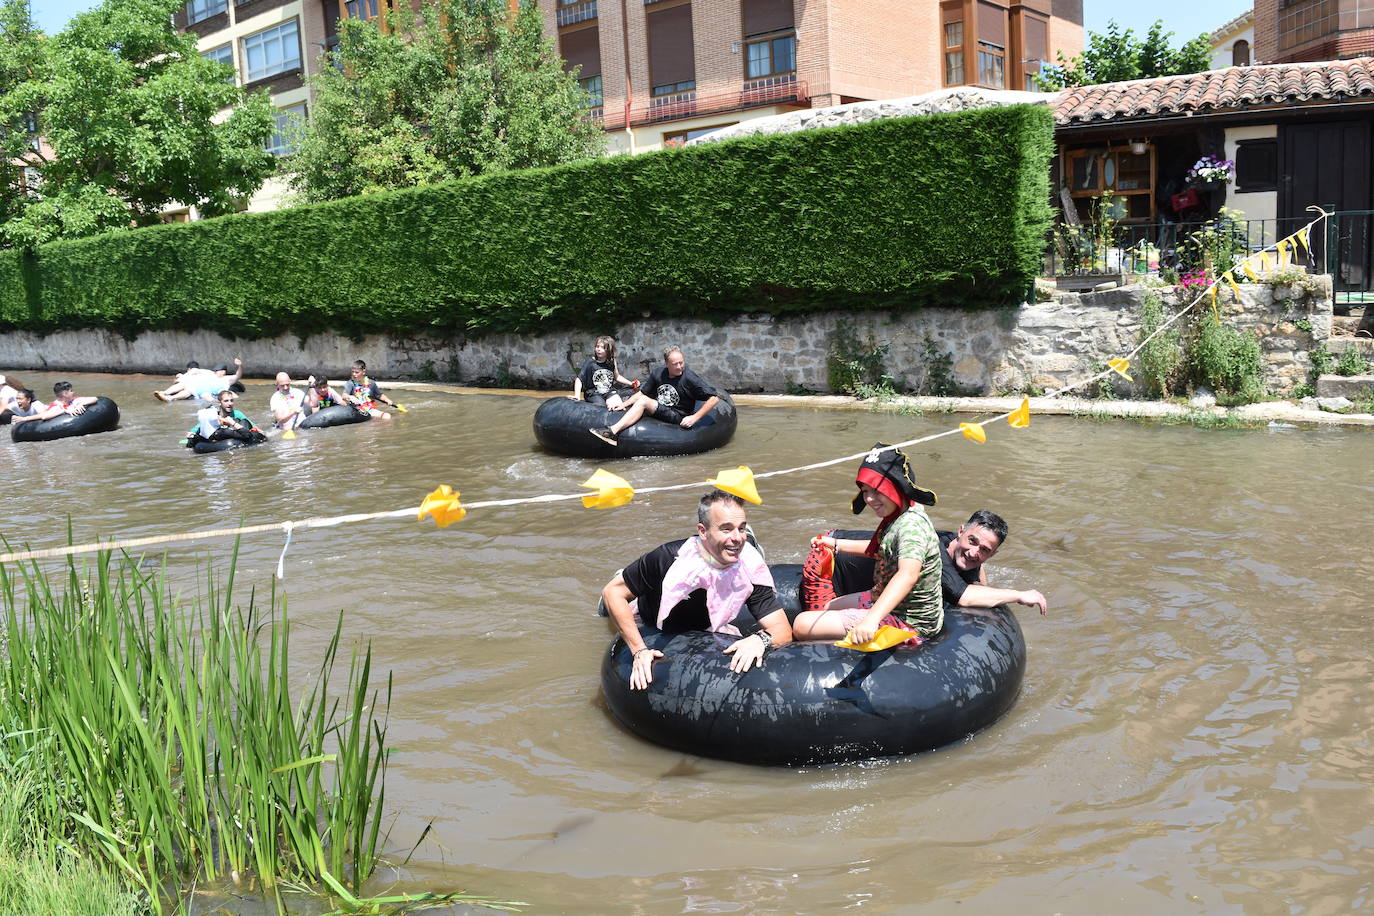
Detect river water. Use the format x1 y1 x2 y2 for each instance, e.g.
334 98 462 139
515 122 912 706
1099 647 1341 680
2 374 1371 914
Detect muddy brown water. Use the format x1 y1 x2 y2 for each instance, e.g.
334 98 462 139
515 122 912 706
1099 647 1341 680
2 374 1371 914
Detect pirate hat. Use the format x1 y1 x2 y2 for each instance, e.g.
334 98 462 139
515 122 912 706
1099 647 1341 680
852 443 937 514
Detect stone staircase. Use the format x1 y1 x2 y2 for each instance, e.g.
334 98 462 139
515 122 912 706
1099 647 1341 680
1318 328 1374 399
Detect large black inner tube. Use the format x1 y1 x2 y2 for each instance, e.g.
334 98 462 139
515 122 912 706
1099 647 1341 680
297 405 370 430
189 427 267 454
533 391 737 459
600 559 1026 767
11 397 120 443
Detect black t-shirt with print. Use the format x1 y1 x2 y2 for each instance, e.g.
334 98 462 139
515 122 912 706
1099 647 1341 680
577 358 618 399
938 529 982 605
622 538 780 633
646 366 716 412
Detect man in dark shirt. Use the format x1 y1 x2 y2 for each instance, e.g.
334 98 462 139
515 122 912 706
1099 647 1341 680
590 346 721 446
939 510 1047 615
601 491 792 689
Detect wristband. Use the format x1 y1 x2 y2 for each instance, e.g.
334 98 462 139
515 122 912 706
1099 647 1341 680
633 647 653 658
754 630 773 652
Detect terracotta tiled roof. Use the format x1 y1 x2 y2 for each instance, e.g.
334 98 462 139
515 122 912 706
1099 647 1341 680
1054 58 1374 127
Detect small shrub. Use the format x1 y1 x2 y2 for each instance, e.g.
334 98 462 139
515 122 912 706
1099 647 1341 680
1308 344 1335 377
1137 290 1183 397
1335 347 1371 376
415 359 438 381
827 320 891 395
1187 316 1264 403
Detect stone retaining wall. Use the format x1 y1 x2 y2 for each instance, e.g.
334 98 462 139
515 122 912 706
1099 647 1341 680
0 278 1332 397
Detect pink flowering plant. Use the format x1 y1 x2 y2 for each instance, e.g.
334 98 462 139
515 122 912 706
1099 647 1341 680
1187 155 1235 184
1178 267 1213 290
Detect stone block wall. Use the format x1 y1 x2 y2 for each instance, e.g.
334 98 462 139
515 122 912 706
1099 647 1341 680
0 278 1333 398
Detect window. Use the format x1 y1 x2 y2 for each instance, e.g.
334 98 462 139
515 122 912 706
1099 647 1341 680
1235 139 1278 192
185 0 227 25
945 51 964 85
201 44 234 81
242 20 302 83
264 103 306 156
652 80 695 96
1278 0 1336 52
1232 39 1251 67
944 21 962 47
662 123 736 146
745 34 795 79
579 75 603 107
1066 145 1156 220
977 42 1004 88
345 0 379 19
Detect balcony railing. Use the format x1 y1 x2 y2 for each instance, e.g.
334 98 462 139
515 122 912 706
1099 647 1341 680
594 80 809 130
556 0 597 26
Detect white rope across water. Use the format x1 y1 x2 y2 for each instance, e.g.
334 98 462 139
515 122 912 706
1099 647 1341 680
0 211 1329 569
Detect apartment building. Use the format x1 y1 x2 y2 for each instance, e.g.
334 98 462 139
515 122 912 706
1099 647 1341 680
173 0 1083 210
540 0 1084 153
173 0 341 214
1254 0 1374 64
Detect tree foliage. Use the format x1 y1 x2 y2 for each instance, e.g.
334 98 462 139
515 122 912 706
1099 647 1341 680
1037 19 1212 90
289 0 604 202
0 0 275 249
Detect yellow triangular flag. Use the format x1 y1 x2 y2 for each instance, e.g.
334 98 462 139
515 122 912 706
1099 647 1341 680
959 422 986 444
1007 397 1030 428
1224 271 1242 301
580 468 634 509
708 465 762 504
417 485 466 528
1260 250 1272 272
1296 225 1311 254
1241 260 1259 282
835 625 917 652
1209 284 1219 320
1277 238 1290 267
1108 358 1133 381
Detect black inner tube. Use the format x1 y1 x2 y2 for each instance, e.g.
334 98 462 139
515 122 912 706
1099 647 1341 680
533 391 737 458
11 397 120 443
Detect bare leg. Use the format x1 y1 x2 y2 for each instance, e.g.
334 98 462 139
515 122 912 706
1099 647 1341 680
607 397 656 435
792 593 866 641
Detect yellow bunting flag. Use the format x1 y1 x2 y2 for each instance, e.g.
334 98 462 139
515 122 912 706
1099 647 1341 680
417 485 466 528
1259 250 1272 273
708 465 762 504
1209 284 1220 320
1224 271 1242 301
1241 260 1259 282
835 625 917 652
959 422 987 444
1277 238 1290 267
1108 358 1133 381
1296 225 1311 254
580 469 635 509
1007 397 1030 428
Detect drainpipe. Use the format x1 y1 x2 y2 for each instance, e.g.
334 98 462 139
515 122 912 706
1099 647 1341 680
619 0 635 153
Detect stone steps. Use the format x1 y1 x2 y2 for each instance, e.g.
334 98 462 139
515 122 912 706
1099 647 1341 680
1326 336 1374 356
1316 373 1374 399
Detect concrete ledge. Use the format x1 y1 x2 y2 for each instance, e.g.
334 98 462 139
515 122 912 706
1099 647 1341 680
1316 373 1374 398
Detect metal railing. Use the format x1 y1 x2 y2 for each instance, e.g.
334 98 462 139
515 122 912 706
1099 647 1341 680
1044 210 1368 293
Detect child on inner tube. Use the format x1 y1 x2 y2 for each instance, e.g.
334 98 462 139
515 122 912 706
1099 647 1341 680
792 443 944 646
304 372 352 415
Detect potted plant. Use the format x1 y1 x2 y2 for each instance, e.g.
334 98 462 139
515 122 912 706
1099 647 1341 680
1187 155 1235 191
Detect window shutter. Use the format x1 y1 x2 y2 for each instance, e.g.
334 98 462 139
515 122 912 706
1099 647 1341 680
978 1 1007 46
1022 14 1046 62
742 0 793 37
648 4 695 87
561 27 602 78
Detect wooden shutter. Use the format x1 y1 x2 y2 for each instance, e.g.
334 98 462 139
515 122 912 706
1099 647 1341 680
1022 13 1046 62
648 4 695 87
742 0 793 37
978 1 1006 46
561 27 601 78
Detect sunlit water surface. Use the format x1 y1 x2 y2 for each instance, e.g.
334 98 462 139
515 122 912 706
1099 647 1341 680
2 374 1371 914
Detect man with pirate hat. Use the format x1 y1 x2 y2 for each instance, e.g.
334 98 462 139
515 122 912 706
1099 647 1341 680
793 443 944 646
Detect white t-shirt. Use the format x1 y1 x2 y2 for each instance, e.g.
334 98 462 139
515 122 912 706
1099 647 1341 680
0 384 16 409
11 400 44 417
269 388 304 422
196 406 224 438
186 369 226 400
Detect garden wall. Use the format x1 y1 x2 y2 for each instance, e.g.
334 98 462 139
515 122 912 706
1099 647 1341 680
0 278 1331 397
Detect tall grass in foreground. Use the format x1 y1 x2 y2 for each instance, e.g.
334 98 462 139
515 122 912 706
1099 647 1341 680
0 548 389 912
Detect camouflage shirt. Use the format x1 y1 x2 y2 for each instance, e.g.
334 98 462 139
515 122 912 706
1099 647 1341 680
873 506 944 635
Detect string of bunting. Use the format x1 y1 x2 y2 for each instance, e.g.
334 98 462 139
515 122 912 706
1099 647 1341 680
0 209 1330 574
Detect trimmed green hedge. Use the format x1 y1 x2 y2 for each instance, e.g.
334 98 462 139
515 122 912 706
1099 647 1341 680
0 105 1053 338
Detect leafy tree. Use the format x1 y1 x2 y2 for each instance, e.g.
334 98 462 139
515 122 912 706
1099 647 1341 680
0 0 275 248
289 0 604 202
1037 20 1212 90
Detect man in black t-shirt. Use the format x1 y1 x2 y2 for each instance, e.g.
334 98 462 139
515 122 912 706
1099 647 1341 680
939 510 1048 614
601 491 792 689
590 346 721 446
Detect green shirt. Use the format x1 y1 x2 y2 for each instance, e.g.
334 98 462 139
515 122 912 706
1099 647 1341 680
874 506 944 635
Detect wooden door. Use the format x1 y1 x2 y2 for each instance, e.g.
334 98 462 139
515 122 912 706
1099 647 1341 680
1279 119 1371 290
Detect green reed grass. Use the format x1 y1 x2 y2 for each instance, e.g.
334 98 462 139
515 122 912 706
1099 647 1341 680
0 547 391 912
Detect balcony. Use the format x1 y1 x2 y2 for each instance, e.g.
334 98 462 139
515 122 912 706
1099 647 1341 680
556 0 597 27
593 79 809 130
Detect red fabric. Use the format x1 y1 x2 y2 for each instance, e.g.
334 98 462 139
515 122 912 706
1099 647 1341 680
800 529 838 614
1171 188 1201 212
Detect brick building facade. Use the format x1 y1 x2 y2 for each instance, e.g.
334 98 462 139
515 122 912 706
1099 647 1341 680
1255 0 1374 65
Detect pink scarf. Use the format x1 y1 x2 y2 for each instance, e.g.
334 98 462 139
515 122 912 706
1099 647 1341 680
656 538 773 636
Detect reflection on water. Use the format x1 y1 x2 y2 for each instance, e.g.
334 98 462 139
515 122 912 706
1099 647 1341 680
3 374 1372 914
